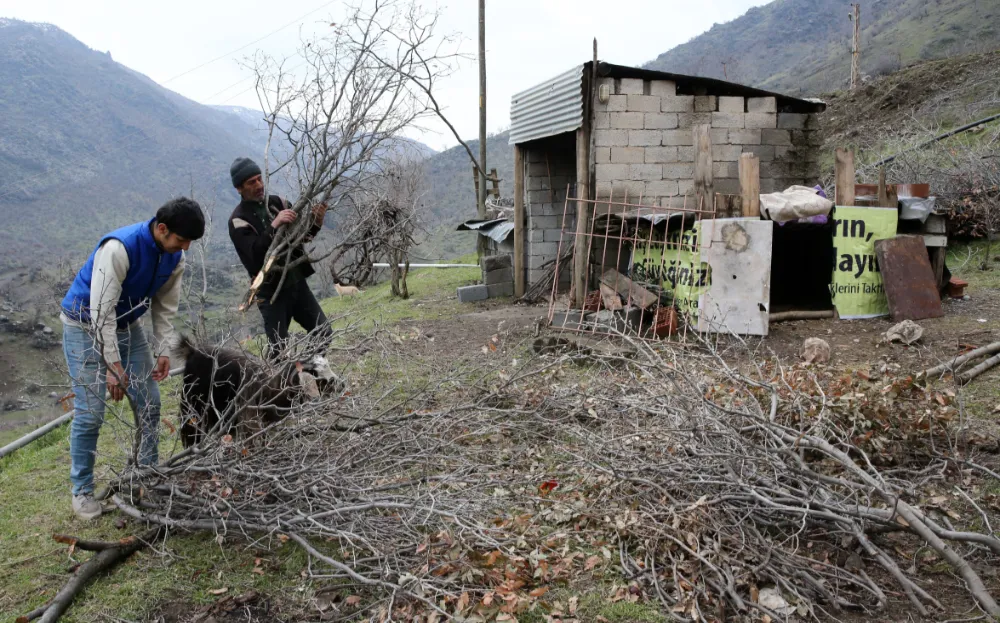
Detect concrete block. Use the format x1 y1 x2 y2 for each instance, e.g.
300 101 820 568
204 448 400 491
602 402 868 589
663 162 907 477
484 267 514 285
481 254 512 272
528 255 550 270
694 96 717 112
596 163 629 181
530 242 561 257
487 282 515 298
759 178 777 194
627 95 661 113
745 112 777 129
630 163 662 181
713 162 738 178
594 112 610 129
677 112 713 129
762 129 792 146
662 130 694 146
777 113 808 130
747 97 777 113
528 161 549 176
751 145 776 162
619 78 644 94
645 112 679 129
527 177 543 191
677 179 695 195
611 147 646 164
529 215 562 229
710 128 729 144
528 190 551 204
594 147 611 164
650 80 676 96
712 112 745 129
718 96 745 113
663 162 695 179
714 144 744 162
714 178 740 194
773 145 792 160
646 180 679 197
457 284 488 303
645 146 678 163
528 229 545 242
610 112 644 129
595 94 628 112
595 129 629 147
596 180 644 199
629 130 662 147
728 129 762 145
543 228 565 242
661 95 694 112
676 146 695 162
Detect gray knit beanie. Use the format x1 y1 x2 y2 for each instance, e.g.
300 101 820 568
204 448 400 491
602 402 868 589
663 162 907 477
230 157 262 188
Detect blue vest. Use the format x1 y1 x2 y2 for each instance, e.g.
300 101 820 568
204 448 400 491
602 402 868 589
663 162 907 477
61 219 183 330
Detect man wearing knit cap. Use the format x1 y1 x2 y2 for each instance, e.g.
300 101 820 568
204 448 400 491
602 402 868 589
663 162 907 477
61 197 205 519
228 157 330 358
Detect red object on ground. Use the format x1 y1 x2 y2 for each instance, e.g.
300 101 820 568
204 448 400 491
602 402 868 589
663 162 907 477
948 278 969 299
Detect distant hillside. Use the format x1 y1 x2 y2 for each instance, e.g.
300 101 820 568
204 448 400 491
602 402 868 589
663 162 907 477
645 0 1000 96
0 19 434 268
415 131 514 259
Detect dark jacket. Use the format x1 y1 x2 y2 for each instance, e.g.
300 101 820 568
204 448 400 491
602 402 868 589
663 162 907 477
228 195 321 298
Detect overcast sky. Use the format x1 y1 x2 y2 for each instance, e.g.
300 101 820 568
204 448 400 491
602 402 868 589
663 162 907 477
7 0 768 152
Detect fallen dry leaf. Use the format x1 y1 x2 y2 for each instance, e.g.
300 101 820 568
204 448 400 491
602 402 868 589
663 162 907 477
529 586 549 598
584 555 601 571
345 595 361 607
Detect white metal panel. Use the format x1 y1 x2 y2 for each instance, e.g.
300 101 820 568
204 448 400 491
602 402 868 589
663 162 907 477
697 219 773 336
509 65 584 145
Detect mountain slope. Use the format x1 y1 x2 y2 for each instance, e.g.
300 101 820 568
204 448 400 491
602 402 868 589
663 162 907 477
0 18 269 263
645 0 1000 96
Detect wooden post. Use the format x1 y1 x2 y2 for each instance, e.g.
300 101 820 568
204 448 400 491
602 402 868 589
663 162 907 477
513 145 526 298
850 3 861 91
573 125 591 308
834 148 855 206
877 167 889 206
694 124 714 218
739 153 760 217
715 194 742 219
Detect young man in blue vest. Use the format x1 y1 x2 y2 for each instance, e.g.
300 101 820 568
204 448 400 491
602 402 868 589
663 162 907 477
60 197 205 520
228 157 330 359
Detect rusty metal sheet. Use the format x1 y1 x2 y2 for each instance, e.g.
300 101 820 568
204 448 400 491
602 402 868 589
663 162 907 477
875 235 944 321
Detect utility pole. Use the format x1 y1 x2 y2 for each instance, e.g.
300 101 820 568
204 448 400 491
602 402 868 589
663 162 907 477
477 0 487 219
849 3 861 90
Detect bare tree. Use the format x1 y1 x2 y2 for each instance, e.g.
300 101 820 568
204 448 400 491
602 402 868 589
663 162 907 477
239 0 460 309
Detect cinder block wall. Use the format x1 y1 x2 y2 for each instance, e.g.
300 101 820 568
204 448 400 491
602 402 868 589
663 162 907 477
593 77 821 206
523 141 576 288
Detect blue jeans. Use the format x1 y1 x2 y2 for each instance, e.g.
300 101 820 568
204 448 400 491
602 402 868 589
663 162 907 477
63 321 161 496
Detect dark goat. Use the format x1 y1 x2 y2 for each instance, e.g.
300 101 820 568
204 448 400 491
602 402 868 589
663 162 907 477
177 337 340 448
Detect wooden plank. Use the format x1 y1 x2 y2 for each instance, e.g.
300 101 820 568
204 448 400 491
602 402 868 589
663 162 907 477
834 148 855 206
599 268 659 309
877 167 889 207
715 194 742 219
930 246 947 291
739 153 760 217
694 124 714 218
513 145 525 298
875 235 944 321
697 219 774 336
573 125 591 308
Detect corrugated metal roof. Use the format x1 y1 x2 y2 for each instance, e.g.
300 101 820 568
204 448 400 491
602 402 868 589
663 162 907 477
456 218 515 243
509 65 584 146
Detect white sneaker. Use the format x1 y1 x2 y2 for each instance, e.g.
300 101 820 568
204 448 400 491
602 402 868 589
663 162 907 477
72 494 102 520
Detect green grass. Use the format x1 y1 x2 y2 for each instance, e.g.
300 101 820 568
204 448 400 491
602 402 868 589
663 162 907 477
319 254 481 329
948 239 1000 290
0 256 485 621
